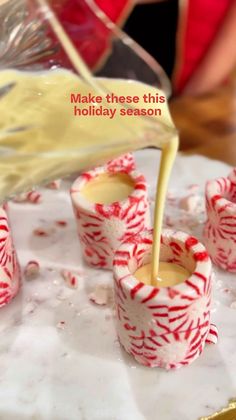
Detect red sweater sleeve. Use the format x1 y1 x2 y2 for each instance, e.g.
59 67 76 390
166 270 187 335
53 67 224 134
173 0 231 93
54 0 132 70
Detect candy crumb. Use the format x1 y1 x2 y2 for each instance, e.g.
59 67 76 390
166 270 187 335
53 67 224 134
33 227 55 237
24 261 40 279
61 270 78 289
55 220 68 227
46 179 61 190
179 194 201 213
13 190 42 204
89 285 109 306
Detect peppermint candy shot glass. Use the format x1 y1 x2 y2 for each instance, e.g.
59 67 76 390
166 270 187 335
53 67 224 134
113 229 218 369
204 168 236 272
106 153 136 173
0 207 21 308
70 162 151 270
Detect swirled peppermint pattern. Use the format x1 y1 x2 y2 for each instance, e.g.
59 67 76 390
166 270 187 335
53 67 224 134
229 168 236 203
0 208 20 308
113 229 218 369
204 170 236 272
107 153 135 174
71 163 150 269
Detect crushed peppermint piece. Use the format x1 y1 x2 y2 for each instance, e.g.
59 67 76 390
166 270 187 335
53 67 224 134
61 270 78 289
89 285 109 306
46 179 61 190
33 227 55 237
13 190 42 204
55 220 68 227
179 194 202 213
24 261 40 279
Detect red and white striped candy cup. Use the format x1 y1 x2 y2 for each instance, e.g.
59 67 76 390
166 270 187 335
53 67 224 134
106 153 136 173
0 207 21 308
204 168 236 272
70 166 151 270
113 229 218 369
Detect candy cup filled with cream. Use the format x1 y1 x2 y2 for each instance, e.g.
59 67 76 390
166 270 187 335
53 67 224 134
0 207 21 308
113 229 218 369
70 163 151 270
204 168 236 272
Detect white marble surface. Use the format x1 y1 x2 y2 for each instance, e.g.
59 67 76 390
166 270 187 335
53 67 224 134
0 150 235 420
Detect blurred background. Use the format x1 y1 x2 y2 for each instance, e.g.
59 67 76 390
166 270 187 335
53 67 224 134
1 0 236 167
51 0 236 165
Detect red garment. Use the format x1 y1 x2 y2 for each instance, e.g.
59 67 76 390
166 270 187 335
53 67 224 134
94 0 131 23
173 0 231 93
54 0 232 92
53 0 131 69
